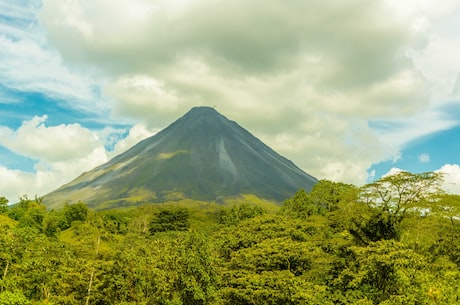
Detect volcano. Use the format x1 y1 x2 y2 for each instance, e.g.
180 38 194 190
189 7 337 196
43 107 317 209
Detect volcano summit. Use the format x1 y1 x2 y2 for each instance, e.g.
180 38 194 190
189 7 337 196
44 107 317 209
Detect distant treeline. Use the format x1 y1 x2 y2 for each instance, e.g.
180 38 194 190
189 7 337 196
0 171 459 304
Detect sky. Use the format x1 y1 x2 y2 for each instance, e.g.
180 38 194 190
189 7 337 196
0 0 460 202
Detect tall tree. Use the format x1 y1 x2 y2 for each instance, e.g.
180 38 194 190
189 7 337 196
0 198 8 215
360 171 443 218
353 171 444 243
310 180 359 213
281 189 320 219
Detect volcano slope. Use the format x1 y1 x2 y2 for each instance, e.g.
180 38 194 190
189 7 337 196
44 107 317 209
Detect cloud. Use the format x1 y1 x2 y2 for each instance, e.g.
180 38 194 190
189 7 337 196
379 165 460 195
0 148 107 203
107 75 183 124
0 115 101 162
0 116 107 202
0 166 40 201
382 167 405 178
0 116 108 201
0 1 111 118
418 153 430 163
41 0 420 76
369 110 457 152
38 0 438 185
6 0 460 204
386 0 460 105
436 164 460 194
110 123 158 157
0 117 156 202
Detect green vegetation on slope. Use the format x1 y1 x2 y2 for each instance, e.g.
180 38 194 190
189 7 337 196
1 171 460 304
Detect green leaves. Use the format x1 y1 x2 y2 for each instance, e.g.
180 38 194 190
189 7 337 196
211 214 341 304
360 171 444 217
0 172 459 304
282 180 359 219
0 291 30 305
218 203 265 226
281 189 320 218
0 198 8 215
150 208 191 233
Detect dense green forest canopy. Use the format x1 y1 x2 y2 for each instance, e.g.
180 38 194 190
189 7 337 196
0 171 459 304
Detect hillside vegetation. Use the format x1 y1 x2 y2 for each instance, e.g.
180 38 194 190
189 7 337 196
1 172 460 304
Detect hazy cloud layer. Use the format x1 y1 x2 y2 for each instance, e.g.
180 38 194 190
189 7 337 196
38 0 440 184
0 1 111 120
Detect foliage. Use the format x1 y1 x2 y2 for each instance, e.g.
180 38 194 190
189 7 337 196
282 181 359 219
430 193 460 222
0 173 459 304
0 291 30 305
218 203 265 226
359 171 443 218
310 180 359 212
149 207 191 233
0 198 8 215
281 189 320 218
333 240 429 304
351 171 445 244
63 202 89 225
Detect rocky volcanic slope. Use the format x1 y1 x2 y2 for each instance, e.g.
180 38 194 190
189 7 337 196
44 107 317 209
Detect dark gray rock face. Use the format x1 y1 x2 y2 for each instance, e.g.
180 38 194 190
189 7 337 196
44 107 317 209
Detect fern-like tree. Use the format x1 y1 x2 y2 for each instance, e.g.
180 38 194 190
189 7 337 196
355 171 444 242
360 171 443 217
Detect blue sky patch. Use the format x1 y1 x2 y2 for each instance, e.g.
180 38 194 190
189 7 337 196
368 124 460 180
0 145 37 172
0 84 131 132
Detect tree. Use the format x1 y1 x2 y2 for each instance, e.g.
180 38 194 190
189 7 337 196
354 171 444 243
43 211 65 238
0 198 8 215
212 214 342 304
218 203 265 226
175 233 219 304
8 196 46 233
333 240 431 304
0 216 18 291
430 194 460 225
149 208 190 233
360 171 443 218
350 210 402 243
64 202 89 226
281 182 358 219
310 180 359 213
281 189 320 219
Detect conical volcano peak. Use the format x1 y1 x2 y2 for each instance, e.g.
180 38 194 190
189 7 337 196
172 106 231 133
181 106 225 123
187 106 219 115
43 106 318 209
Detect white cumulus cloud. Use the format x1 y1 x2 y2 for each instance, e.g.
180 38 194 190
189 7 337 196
436 164 460 194
110 123 158 157
418 153 430 163
0 115 101 162
0 117 157 202
0 116 108 202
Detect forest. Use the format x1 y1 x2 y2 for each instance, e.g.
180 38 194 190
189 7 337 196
0 171 459 304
